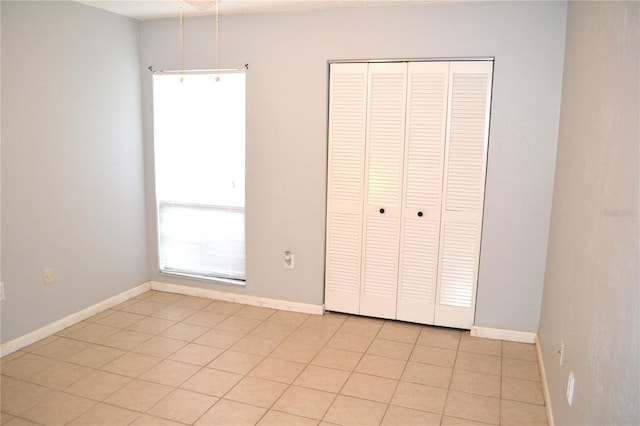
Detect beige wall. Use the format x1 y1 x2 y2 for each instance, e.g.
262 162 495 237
539 1 639 424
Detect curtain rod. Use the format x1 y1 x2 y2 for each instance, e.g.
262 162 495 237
148 65 249 74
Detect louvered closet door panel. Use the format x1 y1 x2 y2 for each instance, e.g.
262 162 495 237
397 62 449 324
360 62 407 319
435 61 493 329
325 63 368 314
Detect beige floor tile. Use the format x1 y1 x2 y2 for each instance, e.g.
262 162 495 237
443 390 499 425
502 377 545 405
195 329 245 349
215 316 263 335
340 372 398 403
67 345 125 368
326 332 374 353
502 341 538 362
250 321 297 341
323 395 387 425
355 354 407 379
272 386 336 420
0 413 20 425
31 337 92 361
225 376 288 408
311 347 362 371
104 379 173 412
101 352 162 377
160 322 209 342
92 310 146 328
1 353 58 381
180 368 243 396
152 305 197 322
441 415 495 425
0 376 53 416
501 400 548 425
0 350 26 364
417 327 461 350
267 311 310 326
502 358 541 381
233 304 276 320
390 381 447 414
195 399 266 425
171 295 213 310
145 292 185 305
100 329 153 350
28 362 93 390
131 414 189 425
139 359 200 387
288 327 336 346
338 316 384 337
207 350 264 374
367 338 414 360
410 345 457 367
132 336 187 358
455 351 501 376
231 335 281 356
111 298 141 311
22 335 61 353
64 323 119 343
67 402 141 425
65 370 131 401
182 310 229 327
450 369 501 398
119 300 166 316
293 365 351 393
258 410 319 425
271 340 321 364
382 405 442 426
204 300 246 315
55 322 89 338
458 335 502 357
148 389 218 424
19 391 96 425
86 309 119 323
377 321 422 344
250 357 306 384
301 313 346 332
127 317 177 335
402 361 452 388
169 343 224 366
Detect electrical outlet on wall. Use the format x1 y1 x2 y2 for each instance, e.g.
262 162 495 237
284 251 294 269
43 267 54 285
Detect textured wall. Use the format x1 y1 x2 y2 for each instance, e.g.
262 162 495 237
539 1 639 424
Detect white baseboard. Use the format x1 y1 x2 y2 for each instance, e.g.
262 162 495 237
150 281 325 316
0 282 151 357
535 334 555 426
470 325 537 343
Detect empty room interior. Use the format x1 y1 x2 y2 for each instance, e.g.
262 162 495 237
1 1 638 425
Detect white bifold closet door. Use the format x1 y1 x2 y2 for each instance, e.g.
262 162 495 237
324 63 368 315
324 60 493 330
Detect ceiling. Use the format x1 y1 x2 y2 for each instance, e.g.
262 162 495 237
76 0 433 21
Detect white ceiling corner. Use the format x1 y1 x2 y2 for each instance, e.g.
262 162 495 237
75 0 438 21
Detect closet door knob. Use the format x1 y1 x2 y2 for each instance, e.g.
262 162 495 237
379 208 385 214
417 211 423 217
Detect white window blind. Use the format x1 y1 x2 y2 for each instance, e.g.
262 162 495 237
153 71 246 281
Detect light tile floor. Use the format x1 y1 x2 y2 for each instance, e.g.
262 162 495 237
1 290 548 425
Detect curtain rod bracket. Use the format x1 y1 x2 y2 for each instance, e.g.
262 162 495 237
244 64 249 70
148 66 154 72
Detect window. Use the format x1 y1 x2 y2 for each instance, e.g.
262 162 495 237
153 71 246 281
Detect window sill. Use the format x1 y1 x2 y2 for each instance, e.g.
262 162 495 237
159 270 246 287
